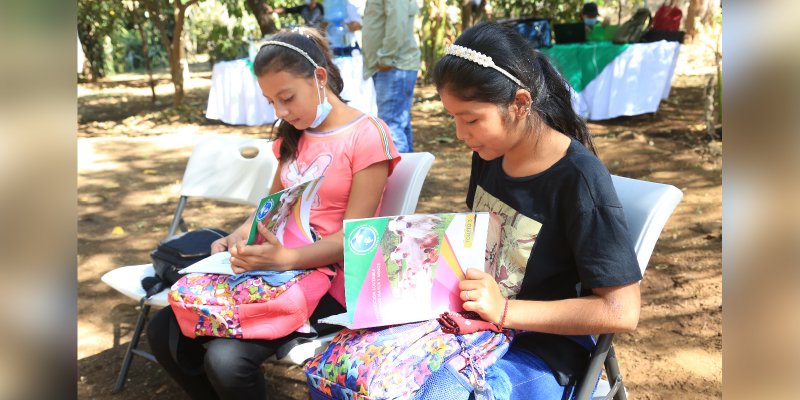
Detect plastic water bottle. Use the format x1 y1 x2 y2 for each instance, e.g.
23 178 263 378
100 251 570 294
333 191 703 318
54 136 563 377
324 0 347 24
327 23 349 48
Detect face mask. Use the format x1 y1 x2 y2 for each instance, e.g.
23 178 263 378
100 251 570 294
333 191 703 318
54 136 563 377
309 73 332 129
584 18 598 26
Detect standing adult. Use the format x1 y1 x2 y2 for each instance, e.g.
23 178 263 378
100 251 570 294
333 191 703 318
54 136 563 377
361 0 421 153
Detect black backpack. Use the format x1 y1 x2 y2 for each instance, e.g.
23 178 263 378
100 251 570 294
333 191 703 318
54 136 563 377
613 7 652 44
141 228 228 297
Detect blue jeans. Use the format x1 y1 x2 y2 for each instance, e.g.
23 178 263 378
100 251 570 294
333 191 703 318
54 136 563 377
372 68 418 153
414 336 597 400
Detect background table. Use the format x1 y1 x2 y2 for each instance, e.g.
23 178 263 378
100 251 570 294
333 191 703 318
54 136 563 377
541 41 681 120
205 52 377 126
205 59 273 126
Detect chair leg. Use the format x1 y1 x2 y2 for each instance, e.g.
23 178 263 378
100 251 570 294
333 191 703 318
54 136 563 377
167 196 187 238
112 299 151 393
604 344 627 400
574 334 614 400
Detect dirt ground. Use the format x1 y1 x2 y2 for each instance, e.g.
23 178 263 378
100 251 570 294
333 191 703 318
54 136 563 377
77 44 721 399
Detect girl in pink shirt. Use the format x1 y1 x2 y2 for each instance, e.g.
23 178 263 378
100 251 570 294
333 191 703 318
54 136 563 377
148 27 400 400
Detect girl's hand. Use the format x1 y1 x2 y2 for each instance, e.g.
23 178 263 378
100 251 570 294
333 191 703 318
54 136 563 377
458 268 506 325
211 232 244 254
228 222 299 273
210 237 228 254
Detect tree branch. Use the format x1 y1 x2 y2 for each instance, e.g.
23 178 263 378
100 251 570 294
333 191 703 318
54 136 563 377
142 0 172 59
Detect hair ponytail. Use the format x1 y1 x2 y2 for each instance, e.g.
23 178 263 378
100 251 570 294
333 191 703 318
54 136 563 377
530 51 596 154
254 27 345 162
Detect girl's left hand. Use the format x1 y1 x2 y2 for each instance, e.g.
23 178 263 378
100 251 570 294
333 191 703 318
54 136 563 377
459 268 506 325
229 222 299 273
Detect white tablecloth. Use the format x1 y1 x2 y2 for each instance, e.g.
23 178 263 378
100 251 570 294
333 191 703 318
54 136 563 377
205 59 274 126
570 41 681 121
206 52 377 126
334 53 378 117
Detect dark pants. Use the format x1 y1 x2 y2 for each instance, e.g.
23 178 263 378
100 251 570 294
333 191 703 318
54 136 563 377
147 294 345 400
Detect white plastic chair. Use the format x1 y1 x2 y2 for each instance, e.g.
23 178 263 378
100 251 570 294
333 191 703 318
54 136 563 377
376 152 436 217
270 152 436 364
576 175 683 400
101 135 278 392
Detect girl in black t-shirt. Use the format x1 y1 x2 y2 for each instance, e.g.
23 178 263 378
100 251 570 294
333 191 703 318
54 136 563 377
416 21 643 399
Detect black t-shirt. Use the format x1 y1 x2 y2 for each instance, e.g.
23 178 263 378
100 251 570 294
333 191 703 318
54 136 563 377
466 139 641 384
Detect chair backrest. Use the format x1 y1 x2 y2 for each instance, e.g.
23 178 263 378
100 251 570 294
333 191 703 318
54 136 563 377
575 175 683 400
378 152 436 217
180 135 278 206
611 175 683 275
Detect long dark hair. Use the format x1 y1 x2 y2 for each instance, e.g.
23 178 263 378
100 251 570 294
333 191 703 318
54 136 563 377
253 27 345 162
432 22 596 155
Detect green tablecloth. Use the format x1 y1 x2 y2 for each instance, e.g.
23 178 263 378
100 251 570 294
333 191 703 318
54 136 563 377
539 41 629 92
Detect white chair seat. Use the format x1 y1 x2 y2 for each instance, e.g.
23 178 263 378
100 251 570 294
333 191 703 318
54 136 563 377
268 332 340 365
100 264 169 308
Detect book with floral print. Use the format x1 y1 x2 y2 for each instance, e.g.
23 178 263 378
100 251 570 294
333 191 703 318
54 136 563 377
321 212 500 329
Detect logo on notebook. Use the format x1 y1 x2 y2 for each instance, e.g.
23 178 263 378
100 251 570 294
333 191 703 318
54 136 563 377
350 226 378 254
257 199 274 220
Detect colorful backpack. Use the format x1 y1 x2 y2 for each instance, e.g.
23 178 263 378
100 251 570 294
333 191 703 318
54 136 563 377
304 319 512 400
169 268 334 339
612 7 652 44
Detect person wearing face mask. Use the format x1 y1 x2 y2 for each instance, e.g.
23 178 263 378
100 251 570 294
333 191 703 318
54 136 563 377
581 2 609 37
146 27 401 400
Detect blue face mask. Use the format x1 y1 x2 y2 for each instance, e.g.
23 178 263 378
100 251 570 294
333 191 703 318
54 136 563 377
309 74 332 129
584 18 598 26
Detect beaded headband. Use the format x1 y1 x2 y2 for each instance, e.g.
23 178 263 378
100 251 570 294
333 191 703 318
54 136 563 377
444 44 524 87
260 40 319 68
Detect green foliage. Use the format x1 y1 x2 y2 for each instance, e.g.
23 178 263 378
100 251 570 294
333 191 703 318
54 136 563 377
77 0 127 78
108 20 169 73
188 0 257 64
207 24 250 62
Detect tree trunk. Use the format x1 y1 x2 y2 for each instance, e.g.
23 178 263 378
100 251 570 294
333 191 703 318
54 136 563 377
78 23 104 81
130 6 157 103
685 0 710 42
461 0 471 31
246 0 277 38
704 73 718 140
171 5 186 106
420 6 433 82
138 25 158 103
461 0 487 31
143 0 199 107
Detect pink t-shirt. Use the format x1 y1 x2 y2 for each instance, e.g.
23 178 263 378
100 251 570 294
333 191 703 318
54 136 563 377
272 114 401 238
273 115 401 306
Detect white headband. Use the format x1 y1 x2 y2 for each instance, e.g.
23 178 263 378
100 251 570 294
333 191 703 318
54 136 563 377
260 40 319 68
444 44 524 88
